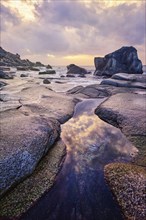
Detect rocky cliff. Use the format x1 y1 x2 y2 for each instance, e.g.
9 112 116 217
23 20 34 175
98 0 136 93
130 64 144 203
0 47 45 67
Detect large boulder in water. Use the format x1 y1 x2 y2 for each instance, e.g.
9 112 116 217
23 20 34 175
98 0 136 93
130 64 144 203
94 46 143 76
67 64 88 75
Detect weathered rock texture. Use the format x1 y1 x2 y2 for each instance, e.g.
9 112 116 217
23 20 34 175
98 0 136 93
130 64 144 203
104 163 146 220
0 85 77 197
0 112 60 196
0 139 66 217
94 46 143 76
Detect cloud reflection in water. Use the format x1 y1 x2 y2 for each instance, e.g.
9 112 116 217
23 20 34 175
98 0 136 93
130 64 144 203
61 101 138 174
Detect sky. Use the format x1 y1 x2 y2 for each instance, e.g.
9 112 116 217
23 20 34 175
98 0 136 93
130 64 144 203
0 0 145 66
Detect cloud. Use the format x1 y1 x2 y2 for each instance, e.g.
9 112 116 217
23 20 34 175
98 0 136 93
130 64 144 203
0 4 20 31
1 0 145 65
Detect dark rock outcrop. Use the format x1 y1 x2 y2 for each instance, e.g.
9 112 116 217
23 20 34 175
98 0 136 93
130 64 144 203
67 64 88 75
0 47 46 67
94 46 143 76
0 81 7 88
35 61 45 67
17 67 29 71
46 64 52 69
66 74 75 77
0 70 13 79
0 47 34 67
39 70 56 75
30 67 40 71
20 74 28 77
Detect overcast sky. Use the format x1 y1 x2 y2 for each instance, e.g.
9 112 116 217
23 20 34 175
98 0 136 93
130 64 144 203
1 0 145 65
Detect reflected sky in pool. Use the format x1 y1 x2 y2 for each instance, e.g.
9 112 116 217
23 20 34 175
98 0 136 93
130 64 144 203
22 98 138 220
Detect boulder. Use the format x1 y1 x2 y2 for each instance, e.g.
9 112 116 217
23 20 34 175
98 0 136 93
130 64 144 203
67 64 88 75
94 46 143 76
39 70 56 75
20 74 28 77
0 111 60 196
0 70 13 79
43 79 51 84
95 93 146 136
46 64 52 69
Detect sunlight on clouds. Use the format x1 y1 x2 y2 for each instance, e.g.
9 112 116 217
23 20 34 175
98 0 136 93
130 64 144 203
82 0 142 8
1 0 42 21
47 54 55 58
63 54 100 65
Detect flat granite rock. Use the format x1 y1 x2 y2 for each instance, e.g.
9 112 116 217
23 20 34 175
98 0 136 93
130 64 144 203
112 73 146 83
0 110 60 197
100 78 146 89
95 93 146 166
0 84 78 196
95 93 146 136
67 85 111 98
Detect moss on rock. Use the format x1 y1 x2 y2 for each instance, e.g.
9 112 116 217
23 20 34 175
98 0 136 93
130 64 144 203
0 139 66 218
104 162 146 220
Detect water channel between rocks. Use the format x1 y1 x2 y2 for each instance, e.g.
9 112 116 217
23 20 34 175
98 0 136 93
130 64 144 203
22 98 138 220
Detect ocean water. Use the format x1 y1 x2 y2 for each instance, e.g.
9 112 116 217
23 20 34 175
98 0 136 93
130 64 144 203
11 66 102 93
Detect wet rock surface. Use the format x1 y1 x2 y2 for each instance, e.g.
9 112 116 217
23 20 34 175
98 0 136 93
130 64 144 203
94 46 143 76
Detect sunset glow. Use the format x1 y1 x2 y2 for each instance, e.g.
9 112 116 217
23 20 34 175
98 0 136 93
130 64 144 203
1 0 145 65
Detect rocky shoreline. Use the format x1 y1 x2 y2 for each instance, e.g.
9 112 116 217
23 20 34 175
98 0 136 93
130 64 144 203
0 47 146 219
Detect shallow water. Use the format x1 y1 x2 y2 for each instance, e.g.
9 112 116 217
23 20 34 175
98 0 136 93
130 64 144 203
4 66 102 93
22 98 138 220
